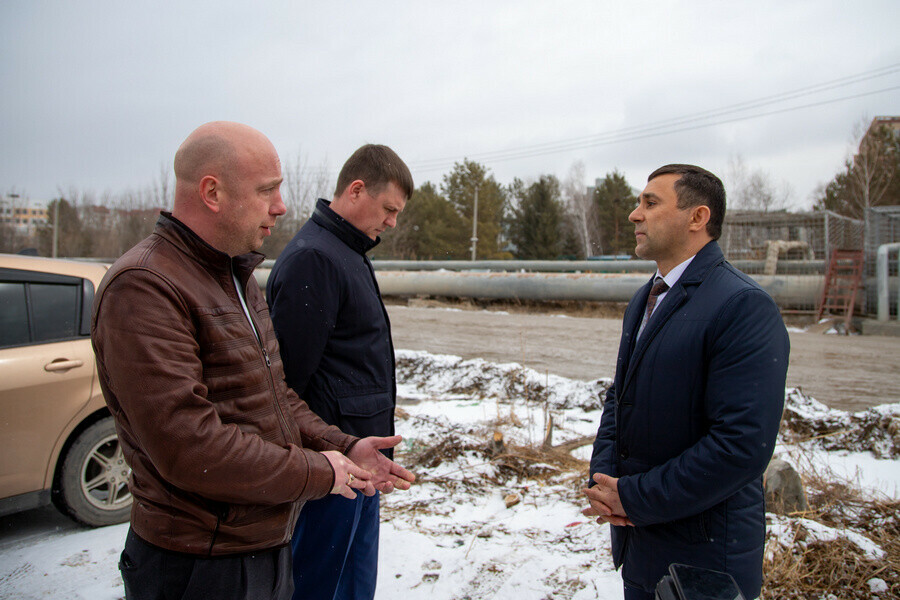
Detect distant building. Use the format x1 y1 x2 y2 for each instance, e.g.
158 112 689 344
0 195 49 234
586 177 641 200
861 116 900 150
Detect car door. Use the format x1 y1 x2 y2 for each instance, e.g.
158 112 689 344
0 269 96 498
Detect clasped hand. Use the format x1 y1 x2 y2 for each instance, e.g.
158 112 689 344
582 472 634 527
323 435 416 499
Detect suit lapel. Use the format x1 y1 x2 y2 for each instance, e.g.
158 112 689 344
621 283 686 393
622 280 652 358
617 241 727 396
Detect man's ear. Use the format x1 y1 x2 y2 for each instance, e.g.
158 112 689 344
347 179 365 203
199 175 222 213
689 205 711 232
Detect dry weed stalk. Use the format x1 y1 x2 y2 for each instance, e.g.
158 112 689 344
762 447 899 598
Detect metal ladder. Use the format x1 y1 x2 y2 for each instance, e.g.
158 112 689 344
815 249 865 332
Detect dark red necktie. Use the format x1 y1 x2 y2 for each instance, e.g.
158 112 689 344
645 276 669 321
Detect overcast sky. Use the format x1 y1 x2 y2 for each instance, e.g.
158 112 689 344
2 1 898 210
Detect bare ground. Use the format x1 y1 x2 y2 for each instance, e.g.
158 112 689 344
387 299 900 412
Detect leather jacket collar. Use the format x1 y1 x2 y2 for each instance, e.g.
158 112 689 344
155 211 265 285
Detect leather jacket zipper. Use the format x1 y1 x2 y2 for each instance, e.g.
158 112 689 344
232 262 301 542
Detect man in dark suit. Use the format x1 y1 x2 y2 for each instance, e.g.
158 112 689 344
584 164 789 600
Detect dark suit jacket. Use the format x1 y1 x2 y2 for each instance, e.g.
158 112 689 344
590 240 789 598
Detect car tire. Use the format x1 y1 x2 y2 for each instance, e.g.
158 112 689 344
55 417 132 527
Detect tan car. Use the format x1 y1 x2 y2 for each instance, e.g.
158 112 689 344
0 253 131 526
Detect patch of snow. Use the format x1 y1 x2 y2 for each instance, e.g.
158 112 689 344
767 515 885 560
2 350 896 599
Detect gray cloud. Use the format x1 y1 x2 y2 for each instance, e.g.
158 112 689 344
1 0 898 211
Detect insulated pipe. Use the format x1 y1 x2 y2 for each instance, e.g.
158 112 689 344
876 243 900 322
372 260 658 273
258 259 824 274
254 269 824 308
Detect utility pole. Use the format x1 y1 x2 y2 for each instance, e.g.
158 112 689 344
52 200 59 258
469 185 479 261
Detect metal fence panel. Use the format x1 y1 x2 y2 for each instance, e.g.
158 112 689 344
865 206 900 315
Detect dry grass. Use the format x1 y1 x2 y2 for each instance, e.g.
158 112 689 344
762 457 899 599
764 534 893 599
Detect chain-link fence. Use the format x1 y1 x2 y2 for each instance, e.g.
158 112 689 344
721 210 864 263
718 208 900 316
719 210 867 313
864 206 900 315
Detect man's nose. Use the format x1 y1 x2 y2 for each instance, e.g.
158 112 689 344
628 206 641 223
271 192 287 216
385 214 397 228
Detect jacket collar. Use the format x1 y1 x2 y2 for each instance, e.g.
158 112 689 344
154 212 265 282
678 240 725 287
621 240 725 390
311 198 380 256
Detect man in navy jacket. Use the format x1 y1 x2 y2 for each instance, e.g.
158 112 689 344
584 164 789 600
267 145 413 600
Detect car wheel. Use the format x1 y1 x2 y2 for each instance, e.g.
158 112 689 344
55 417 132 526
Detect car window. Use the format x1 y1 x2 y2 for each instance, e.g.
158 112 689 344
31 283 80 342
0 282 29 346
0 268 90 349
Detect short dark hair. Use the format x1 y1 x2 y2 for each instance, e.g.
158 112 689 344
648 164 726 240
334 144 414 200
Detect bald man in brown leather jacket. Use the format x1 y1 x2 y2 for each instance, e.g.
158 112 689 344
91 121 413 600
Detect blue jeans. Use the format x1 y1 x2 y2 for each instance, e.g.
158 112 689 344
291 492 380 600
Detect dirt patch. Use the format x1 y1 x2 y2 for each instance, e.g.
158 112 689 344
388 303 900 411
385 295 629 319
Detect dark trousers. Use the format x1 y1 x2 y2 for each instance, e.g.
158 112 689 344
291 492 380 600
624 583 655 600
119 527 293 600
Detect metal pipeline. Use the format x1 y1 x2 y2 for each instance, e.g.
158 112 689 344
258 259 824 274
254 268 824 308
876 243 900 322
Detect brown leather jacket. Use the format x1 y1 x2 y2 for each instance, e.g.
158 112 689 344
92 213 357 556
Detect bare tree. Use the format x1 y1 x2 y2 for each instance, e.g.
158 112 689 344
151 162 172 209
814 117 899 219
726 155 791 213
110 187 160 257
562 161 597 258
847 117 894 217
282 150 333 222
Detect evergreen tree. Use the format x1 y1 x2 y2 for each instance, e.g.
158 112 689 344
374 182 468 259
507 175 565 259
441 160 507 259
593 170 636 256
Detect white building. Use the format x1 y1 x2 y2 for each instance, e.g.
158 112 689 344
0 195 49 234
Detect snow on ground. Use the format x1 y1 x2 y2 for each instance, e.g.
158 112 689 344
1 350 897 599
0 519 128 600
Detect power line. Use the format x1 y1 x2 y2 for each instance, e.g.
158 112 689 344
409 64 900 173
463 85 900 165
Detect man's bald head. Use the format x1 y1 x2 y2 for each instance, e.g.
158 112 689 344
173 121 271 186
170 121 285 256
